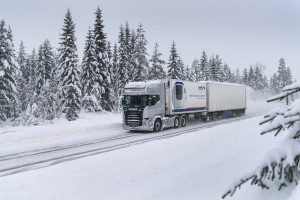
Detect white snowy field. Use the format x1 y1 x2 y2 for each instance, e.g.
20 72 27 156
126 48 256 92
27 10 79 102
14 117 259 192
0 99 274 158
0 113 123 157
1 115 299 200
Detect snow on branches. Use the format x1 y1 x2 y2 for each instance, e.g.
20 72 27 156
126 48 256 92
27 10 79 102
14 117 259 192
222 81 300 199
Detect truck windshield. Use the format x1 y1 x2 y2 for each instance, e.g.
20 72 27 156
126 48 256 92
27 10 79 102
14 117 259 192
123 95 149 107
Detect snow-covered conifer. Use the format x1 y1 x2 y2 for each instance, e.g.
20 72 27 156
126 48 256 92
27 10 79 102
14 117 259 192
190 59 199 81
93 7 111 111
117 25 128 94
0 20 18 121
148 42 166 80
132 23 148 81
57 9 81 121
167 41 181 79
81 28 101 112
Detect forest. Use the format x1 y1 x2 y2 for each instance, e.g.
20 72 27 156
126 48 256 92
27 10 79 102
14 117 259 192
0 7 294 125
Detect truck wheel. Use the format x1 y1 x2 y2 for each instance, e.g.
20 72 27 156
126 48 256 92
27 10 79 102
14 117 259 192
174 116 180 128
181 115 187 127
153 119 162 132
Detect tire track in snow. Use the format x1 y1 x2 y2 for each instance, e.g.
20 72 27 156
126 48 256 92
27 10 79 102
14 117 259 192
0 113 261 177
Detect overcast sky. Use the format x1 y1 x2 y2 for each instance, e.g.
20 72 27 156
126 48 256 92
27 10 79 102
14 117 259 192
1 0 300 78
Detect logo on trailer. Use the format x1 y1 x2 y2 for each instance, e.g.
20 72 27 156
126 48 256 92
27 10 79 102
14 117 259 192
198 86 205 91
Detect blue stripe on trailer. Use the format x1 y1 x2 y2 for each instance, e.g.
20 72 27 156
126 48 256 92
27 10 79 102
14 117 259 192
173 107 207 112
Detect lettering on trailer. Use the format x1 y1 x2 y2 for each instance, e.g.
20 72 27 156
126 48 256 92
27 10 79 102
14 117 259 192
189 94 205 99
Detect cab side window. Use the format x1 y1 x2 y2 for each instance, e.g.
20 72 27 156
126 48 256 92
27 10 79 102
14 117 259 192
150 95 160 105
176 84 183 100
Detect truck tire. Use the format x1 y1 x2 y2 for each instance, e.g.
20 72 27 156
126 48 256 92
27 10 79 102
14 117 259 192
174 116 180 128
153 119 162 132
181 115 187 127
205 114 211 122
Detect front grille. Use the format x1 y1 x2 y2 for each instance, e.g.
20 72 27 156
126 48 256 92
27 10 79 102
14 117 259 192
124 108 143 127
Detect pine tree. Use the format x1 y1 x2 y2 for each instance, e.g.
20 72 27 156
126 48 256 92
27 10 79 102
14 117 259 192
223 81 300 198
132 23 148 81
81 28 101 112
16 41 29 111
36 45 45 95
235 69 242 84
93 7 111 111
270 73 280 94
190 59 200 81
242 68 248 85
111 43 120 111
253 66 264 90
0 20 18 121
57 9 81 121
209 54 222 82
148 42 166 80
178 57 185 80
248 66 255 88
167 41 181 79
185 65 194 81
191 59 200 81
117 25 128 94
223 63 233 83
200 51 210 81
42 39 55 82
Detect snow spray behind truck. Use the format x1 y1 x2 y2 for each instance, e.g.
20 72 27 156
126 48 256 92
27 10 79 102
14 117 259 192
122 79 246 132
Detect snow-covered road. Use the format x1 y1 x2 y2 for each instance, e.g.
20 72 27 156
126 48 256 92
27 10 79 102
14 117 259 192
0 114 259 177
1 113 294 200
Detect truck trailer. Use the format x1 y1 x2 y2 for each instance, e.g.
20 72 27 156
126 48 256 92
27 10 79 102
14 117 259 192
122 79 246 132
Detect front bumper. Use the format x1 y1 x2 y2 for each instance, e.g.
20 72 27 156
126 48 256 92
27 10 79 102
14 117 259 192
123 120 154 131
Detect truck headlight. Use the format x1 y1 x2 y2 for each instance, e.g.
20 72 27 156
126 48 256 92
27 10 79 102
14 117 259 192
143 118 149 125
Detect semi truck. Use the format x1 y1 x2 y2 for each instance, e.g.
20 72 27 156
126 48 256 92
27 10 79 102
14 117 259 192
122 79 246 132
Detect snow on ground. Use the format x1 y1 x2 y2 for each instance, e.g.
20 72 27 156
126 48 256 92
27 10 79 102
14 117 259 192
0 97 274 158
0 113 122 156
0 116 296 200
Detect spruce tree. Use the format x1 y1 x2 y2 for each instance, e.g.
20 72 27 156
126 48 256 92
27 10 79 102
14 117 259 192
178 57 185 80
132 23 148 81
200 51 210 81
93 7 111 111
190 59 199 81
0 20 18 121
242 68 248 85
248 66 255 88
57 9 81 121
167 41 181 79
81 28 101 112
16 41 29 111
111 43 120 111
117 25 128 94
148 42 166 80
36 45 45 95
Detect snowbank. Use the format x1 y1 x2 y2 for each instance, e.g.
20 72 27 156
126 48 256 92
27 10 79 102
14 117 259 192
0 116 291 200
0 112 122 156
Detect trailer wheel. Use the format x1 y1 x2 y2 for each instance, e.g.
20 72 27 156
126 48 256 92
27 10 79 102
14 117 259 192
153 119 162 132
205 114 211 122
181 115 187 127
174 116 180 128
